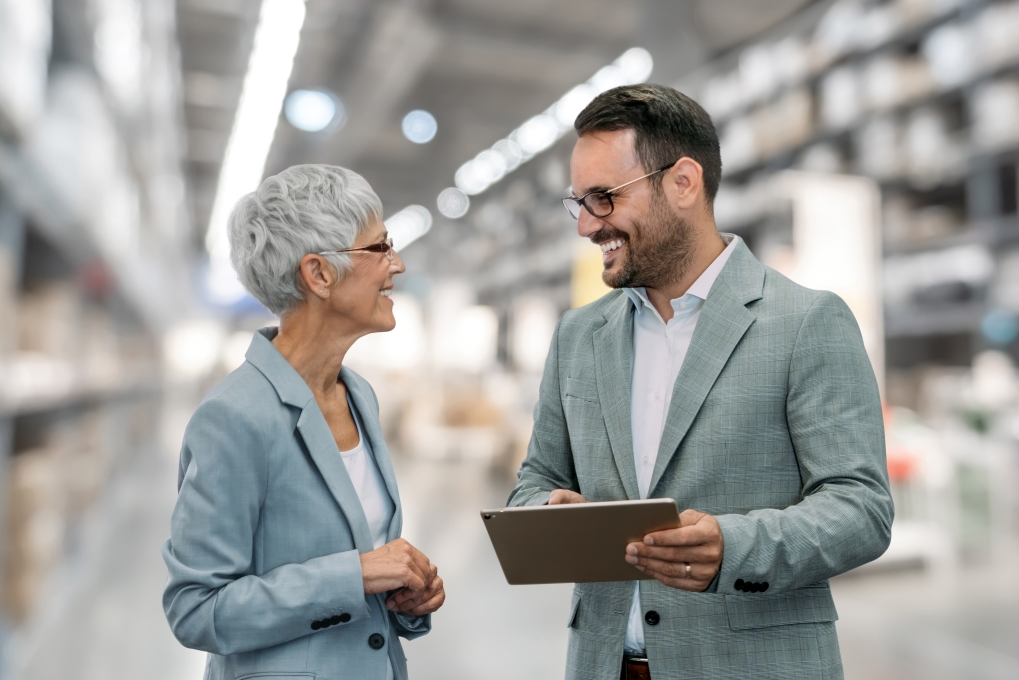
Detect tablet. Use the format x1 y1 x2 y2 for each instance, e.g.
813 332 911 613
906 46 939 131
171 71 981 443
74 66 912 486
481 498 680 585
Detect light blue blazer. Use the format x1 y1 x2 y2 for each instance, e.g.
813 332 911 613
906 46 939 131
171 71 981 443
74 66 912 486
162 328 429 680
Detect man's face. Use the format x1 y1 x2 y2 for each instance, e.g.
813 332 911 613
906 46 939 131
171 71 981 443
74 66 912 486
569 129 693 290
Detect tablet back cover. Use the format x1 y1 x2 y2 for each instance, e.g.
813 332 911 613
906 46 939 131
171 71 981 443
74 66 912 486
480 499 680 584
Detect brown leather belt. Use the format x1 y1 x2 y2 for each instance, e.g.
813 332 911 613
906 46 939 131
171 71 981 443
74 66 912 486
621 655 651 680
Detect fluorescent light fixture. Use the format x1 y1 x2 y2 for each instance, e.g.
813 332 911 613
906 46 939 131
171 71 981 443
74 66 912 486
204 0 308 303
437 187 470 218
285 89 340 132
452 47 653 197
386 205 433 251
402 109 438 144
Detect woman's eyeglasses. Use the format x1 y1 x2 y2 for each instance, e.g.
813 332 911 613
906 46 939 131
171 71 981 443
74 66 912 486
562 162 676 220
319 237 395 261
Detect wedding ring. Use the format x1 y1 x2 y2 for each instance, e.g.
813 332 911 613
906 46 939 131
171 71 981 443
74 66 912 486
684 563 692 578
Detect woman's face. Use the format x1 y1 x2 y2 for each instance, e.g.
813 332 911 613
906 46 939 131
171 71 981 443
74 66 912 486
329 217 406 334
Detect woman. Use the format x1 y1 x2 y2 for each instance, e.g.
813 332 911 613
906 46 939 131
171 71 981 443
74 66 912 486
162 164 444 680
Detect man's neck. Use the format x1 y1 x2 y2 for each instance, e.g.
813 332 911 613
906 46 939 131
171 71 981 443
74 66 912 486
644 229 726 322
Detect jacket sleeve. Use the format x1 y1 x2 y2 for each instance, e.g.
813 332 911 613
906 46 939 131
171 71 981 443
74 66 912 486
390 611 431 640
714 291 894 593
161 398 370 655
507 317 579 507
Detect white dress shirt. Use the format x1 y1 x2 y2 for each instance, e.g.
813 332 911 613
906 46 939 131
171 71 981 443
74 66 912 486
622 233 738 653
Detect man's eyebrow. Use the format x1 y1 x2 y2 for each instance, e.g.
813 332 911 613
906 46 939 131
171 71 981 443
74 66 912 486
576 184 612 196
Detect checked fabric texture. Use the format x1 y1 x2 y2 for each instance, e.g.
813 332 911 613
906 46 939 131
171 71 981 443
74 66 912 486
508 240 893 680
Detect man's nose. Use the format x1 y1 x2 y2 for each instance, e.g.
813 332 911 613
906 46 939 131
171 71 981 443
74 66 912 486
576 209 603 239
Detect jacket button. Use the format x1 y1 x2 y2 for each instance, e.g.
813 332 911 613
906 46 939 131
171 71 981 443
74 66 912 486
329 615 341 625
644 610 660 626
311 620 322 630
761 583 769 592
339 613 351 623
734 579 745 591
368 633 385 650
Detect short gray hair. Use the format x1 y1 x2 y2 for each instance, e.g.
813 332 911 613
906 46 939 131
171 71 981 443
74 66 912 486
228 164 382 316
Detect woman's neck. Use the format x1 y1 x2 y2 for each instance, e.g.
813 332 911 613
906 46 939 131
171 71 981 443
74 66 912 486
272 307 363 397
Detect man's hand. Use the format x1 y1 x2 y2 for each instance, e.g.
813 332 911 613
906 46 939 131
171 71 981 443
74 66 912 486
386 563 445 616
548 489 587 505
624 509 723 592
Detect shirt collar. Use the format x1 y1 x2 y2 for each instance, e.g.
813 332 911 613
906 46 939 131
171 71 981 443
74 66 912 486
624 233 739 312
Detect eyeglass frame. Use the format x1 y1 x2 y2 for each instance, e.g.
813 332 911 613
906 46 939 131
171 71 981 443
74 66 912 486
562 161 678 220
318 236 395 261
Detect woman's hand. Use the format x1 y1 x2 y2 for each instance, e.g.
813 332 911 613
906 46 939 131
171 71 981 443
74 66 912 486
385 563 445 616
360 538 433 595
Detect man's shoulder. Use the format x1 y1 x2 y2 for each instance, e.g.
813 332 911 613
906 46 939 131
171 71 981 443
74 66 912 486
559 289 627 330
756 266 839 319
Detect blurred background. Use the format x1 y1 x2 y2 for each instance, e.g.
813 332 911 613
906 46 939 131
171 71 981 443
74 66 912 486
0 0 1017 678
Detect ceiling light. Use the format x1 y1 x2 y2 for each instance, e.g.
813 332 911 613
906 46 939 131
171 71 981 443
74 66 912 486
512 114 560 155
450 47 653 198
285 89 340 132
387 205 433 251
402 109 437 144
204 0 308 303
437 188 470 219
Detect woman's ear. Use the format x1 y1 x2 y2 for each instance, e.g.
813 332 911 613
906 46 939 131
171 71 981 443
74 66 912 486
298 254 337 300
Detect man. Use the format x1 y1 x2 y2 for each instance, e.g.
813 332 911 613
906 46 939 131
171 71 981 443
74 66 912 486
508 84 893 680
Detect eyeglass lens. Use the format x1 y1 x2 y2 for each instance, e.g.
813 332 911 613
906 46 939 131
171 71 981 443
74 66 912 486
564 193 613 220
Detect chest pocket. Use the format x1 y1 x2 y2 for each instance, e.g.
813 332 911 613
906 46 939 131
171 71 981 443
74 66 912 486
564 377 600 405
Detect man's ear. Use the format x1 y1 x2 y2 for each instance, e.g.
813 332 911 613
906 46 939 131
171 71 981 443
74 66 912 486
663 158 705 212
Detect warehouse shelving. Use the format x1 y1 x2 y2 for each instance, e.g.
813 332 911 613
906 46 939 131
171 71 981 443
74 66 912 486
0 0 192 645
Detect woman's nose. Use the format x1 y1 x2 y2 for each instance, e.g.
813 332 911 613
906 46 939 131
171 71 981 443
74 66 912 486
391 252 407 275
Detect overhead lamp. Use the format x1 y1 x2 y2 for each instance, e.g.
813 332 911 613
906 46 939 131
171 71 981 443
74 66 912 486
451 47 653 198
387 205 433 251
285 89 341 132
204 0 308 303
402 110 438 144
437 188 470 219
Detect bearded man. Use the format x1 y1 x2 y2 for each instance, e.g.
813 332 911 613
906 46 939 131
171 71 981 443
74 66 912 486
508 84 893 680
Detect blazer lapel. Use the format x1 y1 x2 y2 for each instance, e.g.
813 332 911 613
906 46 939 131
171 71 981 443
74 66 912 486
593 296 641 501
244 328 376 554
342 367 403 542
296 404 376 554
647 243 765 497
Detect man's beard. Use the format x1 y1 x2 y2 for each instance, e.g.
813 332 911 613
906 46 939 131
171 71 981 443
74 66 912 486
602 194 694 290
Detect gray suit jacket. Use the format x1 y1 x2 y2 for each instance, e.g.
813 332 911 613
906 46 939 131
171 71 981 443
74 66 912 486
508 240 893 680
162 328 429 680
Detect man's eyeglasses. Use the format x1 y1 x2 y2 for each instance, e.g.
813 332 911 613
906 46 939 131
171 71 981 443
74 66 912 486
319 237 395 261
562 162 676 220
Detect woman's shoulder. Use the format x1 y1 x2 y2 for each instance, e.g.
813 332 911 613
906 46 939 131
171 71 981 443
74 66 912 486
193 362 291 428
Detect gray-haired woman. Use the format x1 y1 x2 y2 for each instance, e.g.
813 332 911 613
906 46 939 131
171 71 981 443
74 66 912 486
162 165 443 680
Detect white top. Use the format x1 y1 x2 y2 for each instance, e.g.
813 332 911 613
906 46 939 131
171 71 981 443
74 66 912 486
338 408 394 551
622 234 738 653
338 403 396 680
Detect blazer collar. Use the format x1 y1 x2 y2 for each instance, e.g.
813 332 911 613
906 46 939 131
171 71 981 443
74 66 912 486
646 239 764 496
245 327 316 410
244 327 379 554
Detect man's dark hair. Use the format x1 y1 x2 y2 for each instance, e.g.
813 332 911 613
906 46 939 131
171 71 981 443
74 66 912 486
574 84 722 205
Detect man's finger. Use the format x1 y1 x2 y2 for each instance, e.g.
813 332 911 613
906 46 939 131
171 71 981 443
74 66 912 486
626 542 719 564
679 508 706 527
629 555 710 580
644 513 720 547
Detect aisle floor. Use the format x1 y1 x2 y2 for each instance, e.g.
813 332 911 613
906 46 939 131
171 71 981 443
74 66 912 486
11 401 1018 680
